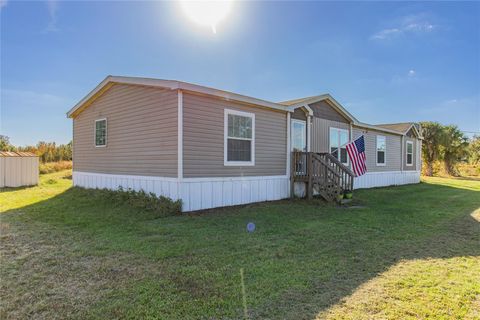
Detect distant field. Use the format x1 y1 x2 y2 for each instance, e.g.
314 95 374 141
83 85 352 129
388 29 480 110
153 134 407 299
1 171 479 319
39 160 72 174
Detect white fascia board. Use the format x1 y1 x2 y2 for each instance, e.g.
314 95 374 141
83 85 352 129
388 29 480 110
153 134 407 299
353 122 405 136
67 76 289 118
286 104 313 116
287 94 357 122
403 123 423 140
66 76 113 118
176 81 288 112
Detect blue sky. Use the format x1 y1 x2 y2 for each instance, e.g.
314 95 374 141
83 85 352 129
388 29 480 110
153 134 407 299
1 0 479 146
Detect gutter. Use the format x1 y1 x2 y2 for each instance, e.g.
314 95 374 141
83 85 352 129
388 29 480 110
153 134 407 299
67 75 291 118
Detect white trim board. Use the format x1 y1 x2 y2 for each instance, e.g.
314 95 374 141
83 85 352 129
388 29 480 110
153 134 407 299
178 90 183 179
73 171 289 212
286 112 291 177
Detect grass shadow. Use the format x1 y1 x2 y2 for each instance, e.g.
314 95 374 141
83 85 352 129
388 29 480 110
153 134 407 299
0 185 38 193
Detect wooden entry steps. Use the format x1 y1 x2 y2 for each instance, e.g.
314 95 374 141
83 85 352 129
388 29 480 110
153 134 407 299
291 152 355 203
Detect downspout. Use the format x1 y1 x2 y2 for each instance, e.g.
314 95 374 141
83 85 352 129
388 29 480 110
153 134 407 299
401 135 404 172
177 89 183 180
304 104 313 152
286 112 291 176
307 115 311 152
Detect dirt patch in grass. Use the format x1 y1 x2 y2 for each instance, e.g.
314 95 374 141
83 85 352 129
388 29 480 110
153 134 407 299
0 220 165 319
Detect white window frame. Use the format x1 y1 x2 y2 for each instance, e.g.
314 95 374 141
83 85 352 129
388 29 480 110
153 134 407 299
406 141 413 166
291 119 307 152
94 118 107 147
376 135 386 166
329 127 349 165
224 109 255 166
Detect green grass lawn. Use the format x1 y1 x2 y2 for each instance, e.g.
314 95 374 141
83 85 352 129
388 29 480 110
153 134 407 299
1 171 479 319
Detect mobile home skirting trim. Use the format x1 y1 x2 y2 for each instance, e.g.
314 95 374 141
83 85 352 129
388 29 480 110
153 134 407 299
73 171 289 212
353 170 420 189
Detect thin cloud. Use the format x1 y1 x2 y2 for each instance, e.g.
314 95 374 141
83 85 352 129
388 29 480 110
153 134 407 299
2 88 71 111
44 0 59 33
370 14 437 40
0 0 7 10
371 28 402 40
391 70 419 84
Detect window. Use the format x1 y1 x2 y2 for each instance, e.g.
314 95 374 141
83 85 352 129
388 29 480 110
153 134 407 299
329 127 349 164
406 141 413 166
95 119 107 147
291 120 306 151
224 109 255 166
376 135 386 166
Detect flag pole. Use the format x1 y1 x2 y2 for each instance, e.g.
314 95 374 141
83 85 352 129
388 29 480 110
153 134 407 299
330 135 365 156
330 140 351 156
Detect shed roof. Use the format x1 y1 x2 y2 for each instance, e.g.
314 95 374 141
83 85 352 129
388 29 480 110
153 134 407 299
0 151 38 157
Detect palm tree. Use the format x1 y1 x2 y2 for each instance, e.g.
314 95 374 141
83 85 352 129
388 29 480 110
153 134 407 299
468 135 480 165
442 125 469 176
420 122 444 176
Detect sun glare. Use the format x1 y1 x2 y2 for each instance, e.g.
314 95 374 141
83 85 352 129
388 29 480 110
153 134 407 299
180 0 233 34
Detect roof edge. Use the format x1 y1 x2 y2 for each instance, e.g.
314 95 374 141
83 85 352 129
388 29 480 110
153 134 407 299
287 94 358 123
67 76 290 118
353 122 405 136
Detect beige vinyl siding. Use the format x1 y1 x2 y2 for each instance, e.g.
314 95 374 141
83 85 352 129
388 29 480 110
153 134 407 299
73 83 178 177
311 118 350 153
183 92 287 177
292 107 307 120
309 100 349 123
352 126 402 172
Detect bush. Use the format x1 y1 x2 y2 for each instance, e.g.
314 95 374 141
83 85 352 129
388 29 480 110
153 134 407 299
422 161 480 178
88 187 182 218
39 161 73 174
457 163 480 177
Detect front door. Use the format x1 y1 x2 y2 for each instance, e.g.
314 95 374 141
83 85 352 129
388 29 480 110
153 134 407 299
291 119 307 151
291 119 307 175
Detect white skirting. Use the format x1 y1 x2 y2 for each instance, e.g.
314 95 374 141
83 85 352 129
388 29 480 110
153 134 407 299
354 170 420 189
72 171 290 212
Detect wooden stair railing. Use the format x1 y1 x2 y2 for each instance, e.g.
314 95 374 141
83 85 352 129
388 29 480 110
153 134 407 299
291 151 355 203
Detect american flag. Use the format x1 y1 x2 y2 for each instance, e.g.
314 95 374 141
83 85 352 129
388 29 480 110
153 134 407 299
346 136 367 177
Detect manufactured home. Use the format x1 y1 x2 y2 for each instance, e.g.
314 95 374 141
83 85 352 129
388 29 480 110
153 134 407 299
67 76 422 211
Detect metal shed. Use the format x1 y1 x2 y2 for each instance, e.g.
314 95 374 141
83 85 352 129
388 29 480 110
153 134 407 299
0 151 39 188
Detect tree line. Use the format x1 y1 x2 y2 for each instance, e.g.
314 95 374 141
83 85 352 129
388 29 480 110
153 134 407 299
420 122 479 176
0 135 72 163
